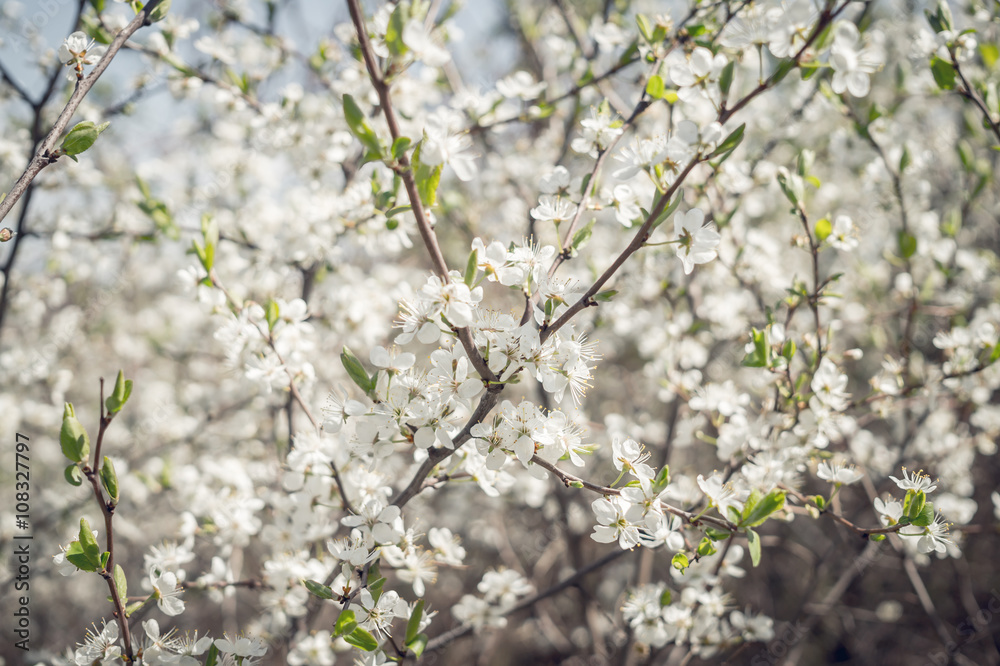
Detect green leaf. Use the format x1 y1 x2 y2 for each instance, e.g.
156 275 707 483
105 370 132 414
776 170 803 207
989 343 1000 365
980 43 999 69
742 327 769 368
771 59 798 85
741 490 785 528
64 464 84 486
636 14 654 43
570 219 595 255
406 599 425 644
415 160 443 207
112 564 127 601
90 0 106 11
898 230 917 258
708 123 745 160
704 527 732 541
697 537 717 557
464 249 478 287
719 60 735 99
203 644 220 666
367 576 387 603
899 145 911 172
385 2 409 56
870 533 886 542
385 205 413 219
651 465 670 494
342 94 383 156
60 121 111 159
345 627 379 652
406 633 429 658
201 214 218 269
594 290 617 302
903 489 926 521
341 347 374 394
925 0 953 33
649 190 681 229
659 588 672 606
79 518 103 569
100 457 120 506
304 579 335 600
391 136 412 161
65 541 99 572
265 299 280 331
815 217 832 242
671 552 689 572
929 55 956 90
746 528 762 566
645 74 666 100
334 609 358 637
147 0 170 22
911 503 935 527
60 403 91 463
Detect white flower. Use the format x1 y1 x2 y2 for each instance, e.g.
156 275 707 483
370 345 416 372
214 633 268 658
496 70 545 99
530 195 577 225
669 46 729 103
874 496 903 526
828 215 859 251
478 569 534 608
590 496 644 549
59 30 106 67
358 589 408 637
421 109 478 181
829 23 882 97
452 594 507 629
811 358 850 411
150 569 186 616
74 620 121 665
571 105 623 157
673 208 721 274
817 461 863 485
697 473 743 517
915 513 953 554
611 437 652 477
889 468 938 494
402 19 450 66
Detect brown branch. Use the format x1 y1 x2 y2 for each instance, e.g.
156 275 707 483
0 0 164 225
345 0 496 386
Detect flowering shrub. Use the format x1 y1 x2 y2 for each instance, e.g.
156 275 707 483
1 0 999 664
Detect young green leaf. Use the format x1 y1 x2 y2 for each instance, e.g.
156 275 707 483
60 403 91 463
304 579 334 600
334 609 358 637
708 123 745 160
100 456 120 506
342 94 383 156
341 346 374 394
64 464 84 486
406 599 425 644
741 490 786 528
746 528 762 566
464 249 478 287
646 74 666 99
60 121 111 161
345 627 379 652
